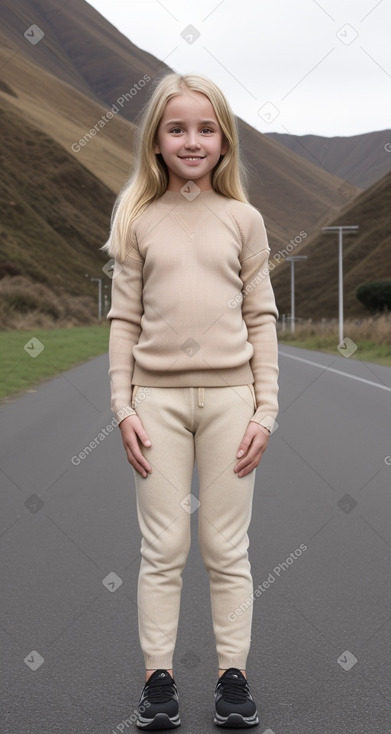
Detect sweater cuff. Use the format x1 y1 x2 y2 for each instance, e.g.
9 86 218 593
250 412 278 434
114 405 137 425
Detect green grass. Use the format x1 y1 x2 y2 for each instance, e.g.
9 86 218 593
0 325 110 400
278 335 391 367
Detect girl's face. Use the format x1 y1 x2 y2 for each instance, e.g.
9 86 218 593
154 91 228 191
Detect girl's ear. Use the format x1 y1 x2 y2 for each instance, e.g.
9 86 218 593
153 140 161 154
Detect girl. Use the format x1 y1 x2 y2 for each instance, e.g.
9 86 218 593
102 72 279 730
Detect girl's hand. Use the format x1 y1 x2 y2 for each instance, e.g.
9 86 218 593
234 422 270 478
119 415 152 478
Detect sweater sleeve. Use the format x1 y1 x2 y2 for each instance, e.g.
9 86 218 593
238 206 279 432
106 233 144 425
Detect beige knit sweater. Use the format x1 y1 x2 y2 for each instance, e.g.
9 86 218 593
107 188 279 432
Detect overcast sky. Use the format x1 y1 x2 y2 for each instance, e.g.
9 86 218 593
87 0 390 137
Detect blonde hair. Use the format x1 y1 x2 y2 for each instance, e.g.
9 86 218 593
101 72 249 262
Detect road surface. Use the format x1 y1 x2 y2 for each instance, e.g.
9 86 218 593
1 344 390 734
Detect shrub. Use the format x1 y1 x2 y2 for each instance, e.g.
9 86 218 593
356 280 391 314
0 261 22 279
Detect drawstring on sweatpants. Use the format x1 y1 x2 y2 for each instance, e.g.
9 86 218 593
198 387 204 407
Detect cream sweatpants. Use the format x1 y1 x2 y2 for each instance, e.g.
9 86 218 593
130 383 258 671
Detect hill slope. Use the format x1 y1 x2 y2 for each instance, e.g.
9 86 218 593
0 98 116 327
265 130 391 189
0 0 171 122
0 43 137 194
1 0 388 325
0 0 359 253
271 168 391 319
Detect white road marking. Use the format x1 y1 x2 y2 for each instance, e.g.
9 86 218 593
279 350 391 392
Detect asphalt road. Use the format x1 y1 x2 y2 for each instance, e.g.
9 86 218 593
1 344 391 734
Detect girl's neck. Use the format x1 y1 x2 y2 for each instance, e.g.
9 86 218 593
158 188 223 207
165 170 214 192
166 183 213 192
161 188 218 198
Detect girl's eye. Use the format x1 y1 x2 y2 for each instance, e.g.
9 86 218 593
169 127 214 134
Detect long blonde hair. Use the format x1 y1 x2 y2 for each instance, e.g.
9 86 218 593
101 72 249 262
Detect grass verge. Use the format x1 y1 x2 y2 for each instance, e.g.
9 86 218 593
278 337 391 367
0 325 110 401
277 314 391 367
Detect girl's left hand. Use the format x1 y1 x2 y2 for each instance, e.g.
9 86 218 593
234 422 270 478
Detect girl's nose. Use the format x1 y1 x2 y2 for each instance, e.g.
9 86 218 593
184 135 201 149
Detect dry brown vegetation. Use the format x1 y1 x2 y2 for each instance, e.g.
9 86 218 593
277 313 391 345
0 276 99 330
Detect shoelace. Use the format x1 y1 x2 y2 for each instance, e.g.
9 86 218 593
144 676 176 704
217 676 249 704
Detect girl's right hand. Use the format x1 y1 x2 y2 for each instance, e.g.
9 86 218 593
118 415 152 478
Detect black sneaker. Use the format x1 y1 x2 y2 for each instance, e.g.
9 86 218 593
214 668 259 728
136 669 180 730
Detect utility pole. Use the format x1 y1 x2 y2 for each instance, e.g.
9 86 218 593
285 256 308 333
85 274 102 322
322 226 359 343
